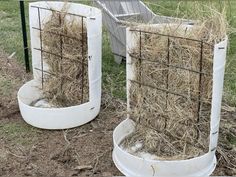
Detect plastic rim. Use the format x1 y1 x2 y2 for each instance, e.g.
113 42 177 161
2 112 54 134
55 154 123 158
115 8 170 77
112 119 217 177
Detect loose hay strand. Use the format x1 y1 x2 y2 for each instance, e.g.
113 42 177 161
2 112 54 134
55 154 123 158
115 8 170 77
121 4 228 160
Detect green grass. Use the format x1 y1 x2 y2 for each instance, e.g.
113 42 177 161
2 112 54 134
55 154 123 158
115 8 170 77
0 2 29 65
0 76 13 97
0 122 41 146
0 0 236 104
102 30 126 98
227 133 236 145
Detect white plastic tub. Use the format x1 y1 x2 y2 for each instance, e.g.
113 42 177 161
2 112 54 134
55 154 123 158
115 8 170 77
113 119 217 177
112 27 228 176
17 2 102 129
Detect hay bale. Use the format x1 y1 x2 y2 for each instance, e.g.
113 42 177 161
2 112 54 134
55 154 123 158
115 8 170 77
40 5 89 107
121 6 228 160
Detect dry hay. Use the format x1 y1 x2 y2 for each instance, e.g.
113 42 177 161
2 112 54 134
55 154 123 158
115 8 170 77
120 5 228 160
40 4 89 107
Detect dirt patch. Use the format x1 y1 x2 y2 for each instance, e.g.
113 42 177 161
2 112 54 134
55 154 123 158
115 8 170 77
213 108 236 176
0 50 235 176
0 49 31 119
0 49 124 176
0 92 124 177
0 113 124 177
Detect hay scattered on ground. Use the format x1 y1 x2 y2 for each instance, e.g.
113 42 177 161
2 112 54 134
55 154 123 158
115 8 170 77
40 4 89 107
121 5 228 160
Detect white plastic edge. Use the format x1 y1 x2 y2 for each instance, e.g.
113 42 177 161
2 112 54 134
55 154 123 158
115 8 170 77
113 119 216 177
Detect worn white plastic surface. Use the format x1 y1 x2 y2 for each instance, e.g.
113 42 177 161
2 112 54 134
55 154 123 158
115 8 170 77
113 119 217 177
17 2 102 129
112 27 228 176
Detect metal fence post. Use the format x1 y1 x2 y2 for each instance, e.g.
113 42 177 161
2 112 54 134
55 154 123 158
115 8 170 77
20 1 30 72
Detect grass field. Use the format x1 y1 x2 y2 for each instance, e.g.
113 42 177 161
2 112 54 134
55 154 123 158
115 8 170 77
0 0 236 104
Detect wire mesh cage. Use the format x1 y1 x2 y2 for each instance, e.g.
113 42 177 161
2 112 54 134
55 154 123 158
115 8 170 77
31 5 89 106
127 25 215 156
128 28 212 145
18 1 102 129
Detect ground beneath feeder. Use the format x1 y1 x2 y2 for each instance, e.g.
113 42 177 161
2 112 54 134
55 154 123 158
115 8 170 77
0 50 236 176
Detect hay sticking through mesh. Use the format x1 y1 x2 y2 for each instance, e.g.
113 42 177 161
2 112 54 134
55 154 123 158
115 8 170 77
120 6 228 160
40 5 89 107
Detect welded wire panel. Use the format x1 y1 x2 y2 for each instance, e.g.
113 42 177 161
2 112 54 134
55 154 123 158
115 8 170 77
31 5 89 107
128 28 214 157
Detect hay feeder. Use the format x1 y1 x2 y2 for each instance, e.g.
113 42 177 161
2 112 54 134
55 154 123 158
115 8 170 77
112 24 228 176
17 1 102 129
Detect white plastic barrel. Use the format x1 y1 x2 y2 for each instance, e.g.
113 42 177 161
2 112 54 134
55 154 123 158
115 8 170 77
17 2 102 129
112 27 228 176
